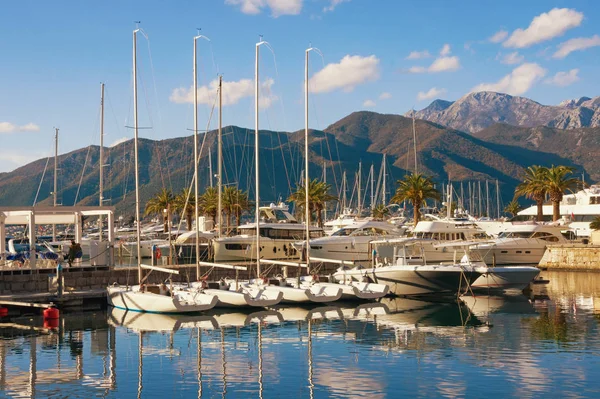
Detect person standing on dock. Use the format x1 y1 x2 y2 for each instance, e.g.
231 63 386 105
67 240 82 267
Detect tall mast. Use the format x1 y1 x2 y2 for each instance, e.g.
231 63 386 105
478 181 482 218
357 161 362 214
370 163 374 210
412 113 418 174
486 180 490 217
304 46 311 266
218 75 223 238
342 171 347 212
193 32 199 278
208 152 213 187
53 127 59 241
382 154 386 205
133 26 142 281
255 37 267 276
323 161 326 221
447 183 452 220
496 179 500 219
99 83 105 242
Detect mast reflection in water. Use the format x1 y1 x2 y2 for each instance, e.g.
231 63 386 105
2 271 600 397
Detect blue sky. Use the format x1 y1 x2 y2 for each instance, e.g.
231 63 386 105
0 0 599 172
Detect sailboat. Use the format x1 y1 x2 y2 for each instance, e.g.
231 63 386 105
106 26 217 314
285 44 388 301
187 32 282 308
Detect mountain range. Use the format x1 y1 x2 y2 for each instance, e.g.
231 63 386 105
1 91 599 217
410 91 600 133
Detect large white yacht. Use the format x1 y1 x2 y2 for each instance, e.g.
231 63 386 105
212 203 323 262
515 185 600 238
477 185 600 238
304 219 406 262
470 222 568 265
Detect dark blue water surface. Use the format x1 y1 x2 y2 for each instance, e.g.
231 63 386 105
2 270 600 398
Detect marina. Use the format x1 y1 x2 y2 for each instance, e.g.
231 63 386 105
1 270 600 397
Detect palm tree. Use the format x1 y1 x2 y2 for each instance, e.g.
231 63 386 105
144 188 175 232
590 216 600 231
371 204 390 220
504 200 522 217
390 173 440 226
514 165 548 222
198 186 218 222
288 178 337 228
222 186 253 231
173 188 196 231
545 165 580 221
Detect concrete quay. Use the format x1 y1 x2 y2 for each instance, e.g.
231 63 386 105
539 244 600 270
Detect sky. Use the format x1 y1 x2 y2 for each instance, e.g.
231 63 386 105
0 0 599 173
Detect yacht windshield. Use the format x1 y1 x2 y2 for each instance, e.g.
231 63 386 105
497 231 532 239
332 228 356 237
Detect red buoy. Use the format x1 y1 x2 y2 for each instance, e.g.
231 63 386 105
43 307 59 320
0 307 8 317
44 318 59 329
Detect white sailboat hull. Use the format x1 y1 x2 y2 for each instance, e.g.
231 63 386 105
202 286 282 308
263 284 342 303
333 265 481 296
470 266 540 291
107 285 218 313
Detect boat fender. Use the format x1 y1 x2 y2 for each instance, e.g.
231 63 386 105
155 247 162 259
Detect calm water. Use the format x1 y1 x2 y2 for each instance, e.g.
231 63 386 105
2 270 600 398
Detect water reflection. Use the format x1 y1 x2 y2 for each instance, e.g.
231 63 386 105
2 271 600 397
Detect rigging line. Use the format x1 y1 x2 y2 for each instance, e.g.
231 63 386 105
74 145 93 204
33 156 51 206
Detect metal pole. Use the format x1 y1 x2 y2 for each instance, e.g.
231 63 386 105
53 128 58 241
382 154 386 205
99 83 105 241
305 47 310 268
255 39 261 276
218 75 223 239
323 161 327 221
194 34 200 277
133 28 142 281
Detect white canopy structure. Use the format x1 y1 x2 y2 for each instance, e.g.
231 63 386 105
0 206 115 269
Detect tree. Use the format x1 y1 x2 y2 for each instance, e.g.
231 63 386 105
173 188 196 231
504 200 522 217
144 188 175 232
222 186 253 231
198 187 218 222
545 165 580 221
590 216 600 231
391 173 440 226
371 204 390 220
514 165 548 222
288 178 337 228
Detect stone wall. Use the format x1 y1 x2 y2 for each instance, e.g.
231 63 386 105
0 263 340 295
539 244 600 270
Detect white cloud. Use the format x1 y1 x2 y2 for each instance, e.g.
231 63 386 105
544 69 580 87
489 30 508 43
379 92 392 100
309 55 380 93
405 50 431 60
0 152 44 168
406 44 460 74
471 63 546 95
323 0 349 12
553 35 600 59
501 52 525 65
503 8 584 48
363 99 376 108
0 122 40 134
417 87 447 101
225 0 303 17
110 137 130 147
170 77 278 109
428 56 460 72
440 44 451 56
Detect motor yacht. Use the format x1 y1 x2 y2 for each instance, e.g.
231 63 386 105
213 203 324 262
470 222 568 265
